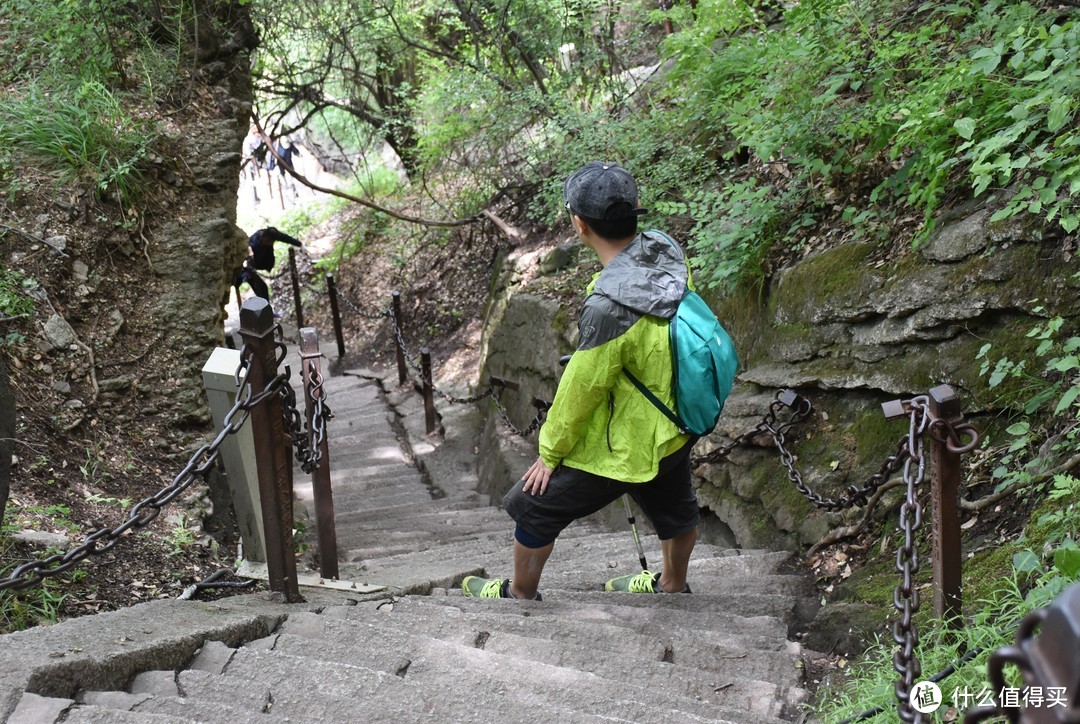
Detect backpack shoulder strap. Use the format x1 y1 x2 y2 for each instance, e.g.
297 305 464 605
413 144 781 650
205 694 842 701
623 368 688 435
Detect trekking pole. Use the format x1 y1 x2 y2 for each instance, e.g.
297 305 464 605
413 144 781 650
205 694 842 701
621 494 648 571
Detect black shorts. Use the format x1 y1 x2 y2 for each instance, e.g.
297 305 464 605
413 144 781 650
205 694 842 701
503 440 699 544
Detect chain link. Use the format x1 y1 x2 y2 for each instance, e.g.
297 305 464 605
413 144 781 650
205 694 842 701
337 290 393 321
893 396 930 722
707 389 913 513
306 360 332 463
492 392 548 437
691 390 812 467
0 346 279 592
389 311 501 405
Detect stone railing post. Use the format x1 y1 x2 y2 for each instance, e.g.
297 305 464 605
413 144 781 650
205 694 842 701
201 347 266 563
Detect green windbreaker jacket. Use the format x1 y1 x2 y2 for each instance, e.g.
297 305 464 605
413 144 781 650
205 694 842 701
538 230 693 482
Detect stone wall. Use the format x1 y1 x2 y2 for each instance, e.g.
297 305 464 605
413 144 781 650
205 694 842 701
145 12 254 425
477 207 1080 552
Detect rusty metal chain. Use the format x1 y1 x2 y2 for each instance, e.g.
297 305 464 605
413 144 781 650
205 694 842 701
0 346 278 592
894 396 930 722
928 416 980 454
337 290 393 321
280 368 318 473
690 389 811 467
388 312 500 405
726 389 913 513
306 359 332 453
492 392 549 437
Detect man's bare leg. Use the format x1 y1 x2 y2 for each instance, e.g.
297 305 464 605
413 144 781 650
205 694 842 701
508 540 554 599
657 526 697 593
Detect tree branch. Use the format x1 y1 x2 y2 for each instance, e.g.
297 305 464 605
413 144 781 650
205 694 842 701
959 452 1080 511
251 117 482 228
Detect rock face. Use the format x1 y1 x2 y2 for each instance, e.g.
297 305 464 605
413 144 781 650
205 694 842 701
150 63 252 424
478 209 1080 552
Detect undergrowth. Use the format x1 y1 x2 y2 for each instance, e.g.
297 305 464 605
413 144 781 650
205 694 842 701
816 309 1080 720
819 529 1080 722
614 0 1078 292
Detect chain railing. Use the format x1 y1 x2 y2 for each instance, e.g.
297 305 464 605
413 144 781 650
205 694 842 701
0 306 303 594
11 259 1012 724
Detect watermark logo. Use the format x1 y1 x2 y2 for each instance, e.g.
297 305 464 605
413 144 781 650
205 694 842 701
910 681 943 714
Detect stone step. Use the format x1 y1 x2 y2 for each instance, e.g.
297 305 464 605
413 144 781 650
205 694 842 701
62 706 195 723
330 487 435 512
221 646 416 704
274 615 802 718
334 504 510 535
346 596 792 656
267 617 779 723
545 567 809 597
128 695 282 723
215 627 724 723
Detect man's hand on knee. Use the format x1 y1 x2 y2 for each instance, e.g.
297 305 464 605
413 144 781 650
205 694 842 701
522 456 554 496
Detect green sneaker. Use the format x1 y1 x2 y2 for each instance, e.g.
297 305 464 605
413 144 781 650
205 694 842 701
604 570 692 594
461 576 543 600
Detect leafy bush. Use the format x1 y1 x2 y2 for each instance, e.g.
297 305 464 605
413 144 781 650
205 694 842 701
643 0 1079 291
817 537 1080 722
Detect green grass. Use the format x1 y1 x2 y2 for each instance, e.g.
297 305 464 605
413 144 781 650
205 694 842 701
0 78 158 207
815 474 1080 722
0 503 83 632
816 546 1080 722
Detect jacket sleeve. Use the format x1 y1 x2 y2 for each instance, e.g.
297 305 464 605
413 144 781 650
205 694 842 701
267 228 302 247
537 304 623 468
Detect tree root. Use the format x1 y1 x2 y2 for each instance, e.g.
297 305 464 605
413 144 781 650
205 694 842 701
807 478 904 557
0 224 70 257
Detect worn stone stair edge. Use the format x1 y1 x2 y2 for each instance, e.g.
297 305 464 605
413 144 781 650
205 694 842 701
0 591 378 721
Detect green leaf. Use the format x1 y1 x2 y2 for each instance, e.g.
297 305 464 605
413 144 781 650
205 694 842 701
1021 67 1055 82
1061 215 1079 234
1006 422 1030 436
1054 385 1080 414
971 47 1002 75
1052 542 1080 579
1012 549 1041 573
1047 98 1072 132
1051 355 1079 372
954 117 976 140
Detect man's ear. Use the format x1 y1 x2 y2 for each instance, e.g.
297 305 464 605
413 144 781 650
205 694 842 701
571 214 589 238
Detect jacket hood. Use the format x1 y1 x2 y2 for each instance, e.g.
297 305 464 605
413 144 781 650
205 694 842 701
590 231 687 319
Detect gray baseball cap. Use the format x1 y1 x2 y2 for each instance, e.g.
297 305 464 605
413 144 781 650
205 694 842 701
563 162 648 220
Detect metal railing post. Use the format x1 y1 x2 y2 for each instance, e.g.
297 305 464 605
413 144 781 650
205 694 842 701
238 297 302 603
930 384 963 625
300 327 339 581
421 347 436 434
289 247 305 329
392 291 407 386
325 273 346 359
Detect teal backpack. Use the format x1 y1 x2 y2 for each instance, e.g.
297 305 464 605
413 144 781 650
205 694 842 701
624 236 738 437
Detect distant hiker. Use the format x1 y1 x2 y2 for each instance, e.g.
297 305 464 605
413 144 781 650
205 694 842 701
232 226 303 304
275 138 301 175
462 162 720 601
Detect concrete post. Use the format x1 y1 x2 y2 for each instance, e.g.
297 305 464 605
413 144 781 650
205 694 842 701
201 347 266 562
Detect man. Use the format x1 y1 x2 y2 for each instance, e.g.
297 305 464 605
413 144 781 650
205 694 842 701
463 162 700 601
232 226 303 302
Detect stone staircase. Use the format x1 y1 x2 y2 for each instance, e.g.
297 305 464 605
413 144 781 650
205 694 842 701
1 365 816 723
